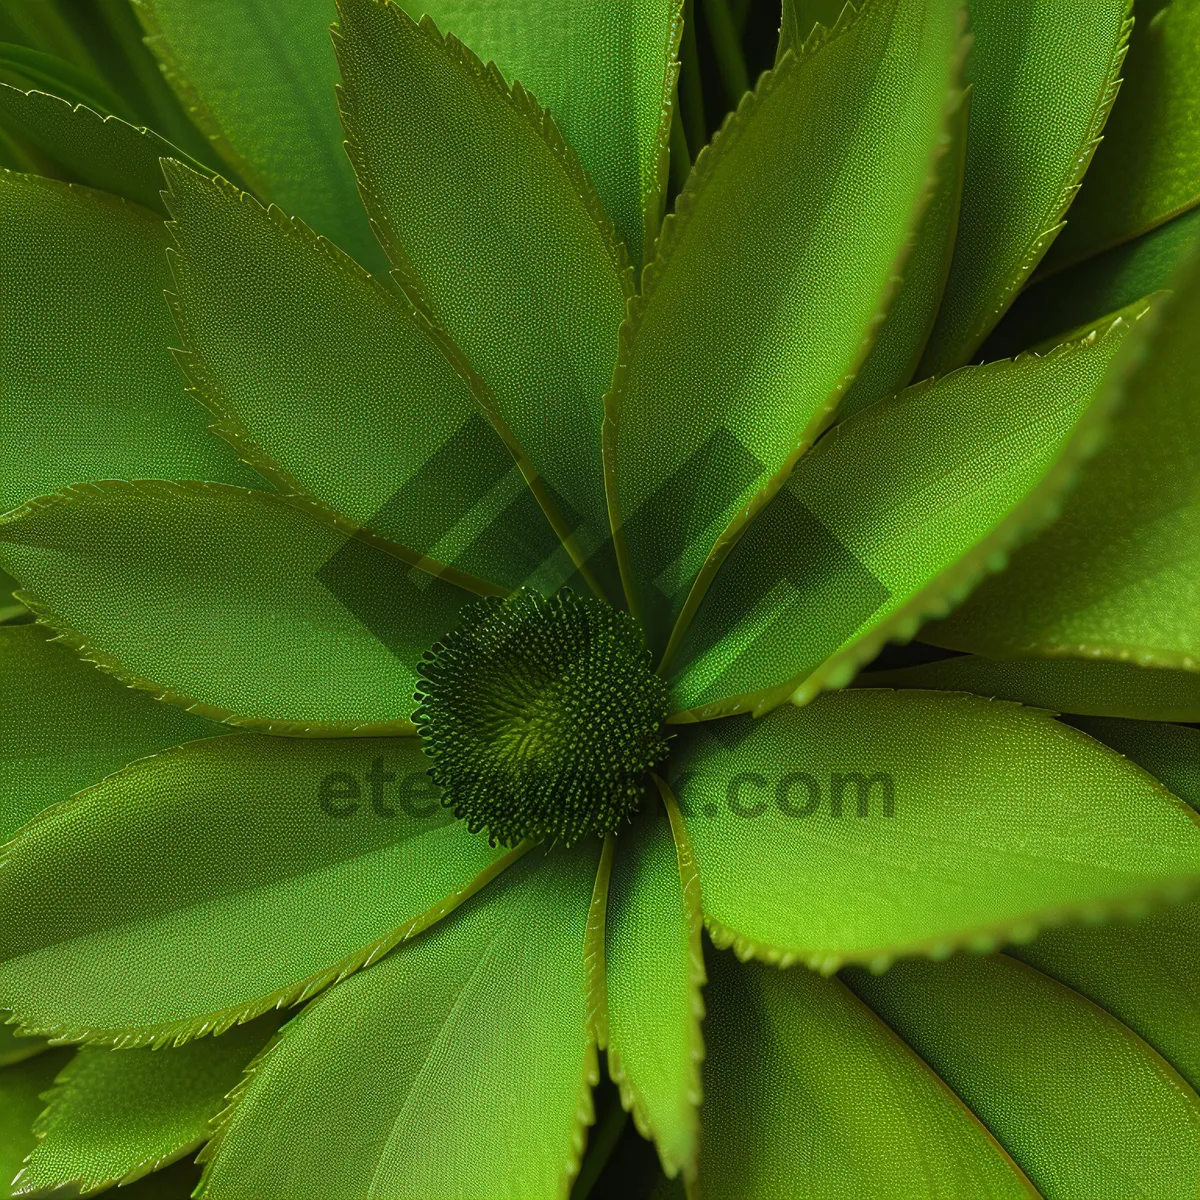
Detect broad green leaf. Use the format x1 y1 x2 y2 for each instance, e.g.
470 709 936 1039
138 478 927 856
335 0 632 604
1012 900 1200 1091
670 690 1200 972
0 624 228 843
606 0 963 651
1064 717 1200 813
0 171 257 516
700 951 1034 1198
982 203 1200 358
16 1016 278 1194
858 654 1200 721
666 302 1147 721
838 88 971 419
163 160 563 595
919 0 1132 372
0 481 477 733
927 249 1200 668
845 953 1200 1197
0 85 209 213
198 848 598 1200
395 0 681 265
0 1049 72 1197
596 798 703 1181
0 734 519 1047
132 0 384 273
1043 0 1200 270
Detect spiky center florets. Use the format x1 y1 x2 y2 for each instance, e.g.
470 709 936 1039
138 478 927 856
414 588 670 847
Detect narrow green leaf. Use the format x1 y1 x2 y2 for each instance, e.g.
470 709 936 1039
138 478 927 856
0 1020 45 1068
845 953 1200 1197
607 0 965 651
198 849 598 1200
16 1016 279 1194
1042 0 1200 270
0 171 257 516
0 39 128 117
132 0 385 273
926 248 1200 669
597 796 703 1182
983 202 1200 358
395 0 681 265
671 690 1200 972
162 159 563 596
919 0 1132 372
837 88 971 419
0 85 210 213
667 300 1147 721
0 735 519 1048
858 654 1200 721
0 624 228 844
335 0 632 603
0 481 478 734
700 951 1034 1198
0 1049 73 1196
1012 900 1200 1092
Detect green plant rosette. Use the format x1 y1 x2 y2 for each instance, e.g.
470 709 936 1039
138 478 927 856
2 0 1200 1196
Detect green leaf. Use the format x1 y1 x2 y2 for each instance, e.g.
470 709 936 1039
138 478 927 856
1012 900 1200 1092
926 247 1200 669
858 654 1200 721
1042 0 1200 271
16 1016 279 1194
700 950 1034 1198
0 84 210 213
0 624 228 843
335 0 632 605
1064 716 1200 813
198 848 598 1200
665 301 1147 721
0 1049 73 1197
837 87 971 419
162 159 563 596
132 0 385 274
0 171 258 517
0 481 478 734
919 0 1132 372
0 39 129 117
982 203 1200 358
395 0 681 265
594 795 703 1182
0 734 519 1047
845 952 1200 1197
0 1020 45 1068
671 690 1200 972
606 0 964 651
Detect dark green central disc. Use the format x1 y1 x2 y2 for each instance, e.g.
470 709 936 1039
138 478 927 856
415 588 669 847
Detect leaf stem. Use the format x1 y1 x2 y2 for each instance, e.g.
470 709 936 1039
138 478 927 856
701 0 751 109
732 0 755 34
669 102 692 200
573 1099 631 1199
679 0 707 153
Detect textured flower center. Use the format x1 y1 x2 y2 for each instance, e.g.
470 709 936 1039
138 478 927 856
415 588 670 847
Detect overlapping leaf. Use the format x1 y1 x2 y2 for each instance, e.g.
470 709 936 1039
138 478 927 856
607 0 964 650
928 248 1200 668
16 1016 279 1194
0 735 518 1047
846 953 1200 1196
335 0 631 603
0 171 257 517
700 952 1034 1198
919 0 1132 371
395 0 681 264
0 1049 72 1194
671 690 1200 972
0 482 476 733
133 0 384 272
666 300 1149 720
198 850 598 1200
